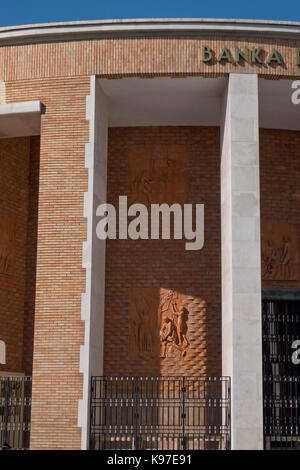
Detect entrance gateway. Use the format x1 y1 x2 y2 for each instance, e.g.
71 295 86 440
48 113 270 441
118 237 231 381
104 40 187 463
263 290 300 449
88 291 300 451
89 376 231 450
3 288 300 451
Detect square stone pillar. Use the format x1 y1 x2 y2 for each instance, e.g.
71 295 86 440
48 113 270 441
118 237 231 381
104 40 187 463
220 73 263 450
78 77 108 449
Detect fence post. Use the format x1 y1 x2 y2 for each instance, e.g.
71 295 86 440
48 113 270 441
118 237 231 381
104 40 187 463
181 377 186 450
134 378 140 450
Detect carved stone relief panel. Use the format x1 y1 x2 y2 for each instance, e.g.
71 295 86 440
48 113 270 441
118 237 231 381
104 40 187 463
129 288 206 366
261 221 299 281
0 214 15 275
159 289 190 360
129 144 187 206
129 287 161 361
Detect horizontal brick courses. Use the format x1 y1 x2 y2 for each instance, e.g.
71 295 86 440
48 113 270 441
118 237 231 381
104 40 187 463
5 77 90 449
0 37 300 81
0 33 299 449
260 128 300 289
104 126 221 378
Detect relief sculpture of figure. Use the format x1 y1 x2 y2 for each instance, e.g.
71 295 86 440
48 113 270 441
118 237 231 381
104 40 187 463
160 317 176 359
130 146 186 206
131 288 190 361
263 240 278 278
131 170 152 205
159 298 189 359
175 306 189 348
280 236 292 279
261 222 299 281
130 297 156 357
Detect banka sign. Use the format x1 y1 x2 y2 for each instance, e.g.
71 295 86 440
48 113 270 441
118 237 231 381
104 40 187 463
201 46 300 66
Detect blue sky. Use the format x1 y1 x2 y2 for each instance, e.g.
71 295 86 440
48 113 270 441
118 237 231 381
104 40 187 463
0 0 300 27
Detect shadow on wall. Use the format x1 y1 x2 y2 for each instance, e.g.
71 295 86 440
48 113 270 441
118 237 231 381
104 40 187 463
128 287 210 377
103 128 222 378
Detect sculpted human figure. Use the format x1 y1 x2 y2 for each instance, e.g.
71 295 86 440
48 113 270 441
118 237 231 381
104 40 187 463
263 240 277 277
280 236 292 279
175 306 189 348
160 317 175 358
132 170 152 205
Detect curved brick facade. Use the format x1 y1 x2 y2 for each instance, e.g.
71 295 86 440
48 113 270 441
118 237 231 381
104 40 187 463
0 19 299 450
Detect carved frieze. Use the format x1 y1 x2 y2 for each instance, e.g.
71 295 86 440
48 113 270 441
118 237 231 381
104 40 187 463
129 144 187 206
261 221 299 281
129 288 205 362
129 287 160 361
159 289 189 360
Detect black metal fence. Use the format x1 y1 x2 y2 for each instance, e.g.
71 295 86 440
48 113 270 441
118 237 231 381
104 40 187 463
262 299 300 378
90 376 231 450
262 299 300 449
0 376 32 450
264 376 300 449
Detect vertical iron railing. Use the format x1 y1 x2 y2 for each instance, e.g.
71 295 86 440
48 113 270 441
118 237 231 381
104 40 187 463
90 376 231 450
181 376 186 450
262 299 300 449
0 376 32 450
264 376 300 449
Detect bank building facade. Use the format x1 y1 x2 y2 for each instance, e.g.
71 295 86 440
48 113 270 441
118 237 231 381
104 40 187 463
0 17 300 450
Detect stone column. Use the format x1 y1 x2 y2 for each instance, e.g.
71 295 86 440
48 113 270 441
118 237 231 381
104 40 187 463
78 76 108 449
0 340 5 364
220 73 263 450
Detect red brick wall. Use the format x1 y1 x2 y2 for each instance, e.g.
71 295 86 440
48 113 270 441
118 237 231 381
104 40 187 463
0 136 40 377
22 136 40 376
104 126 221 377
260 128 300 289
6 77 90 449
0 137 30 374
0 37 299 80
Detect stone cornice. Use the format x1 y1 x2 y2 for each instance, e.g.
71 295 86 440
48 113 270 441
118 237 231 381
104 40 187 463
0 18 300 45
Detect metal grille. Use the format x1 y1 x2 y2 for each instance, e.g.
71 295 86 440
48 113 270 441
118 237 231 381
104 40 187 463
90 376 231 450
264 376 300 449
263 299 300 449
0 376 32 450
